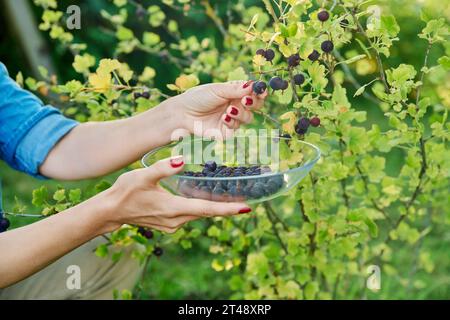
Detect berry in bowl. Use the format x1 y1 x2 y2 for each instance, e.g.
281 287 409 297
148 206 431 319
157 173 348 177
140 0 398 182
141 135 320 204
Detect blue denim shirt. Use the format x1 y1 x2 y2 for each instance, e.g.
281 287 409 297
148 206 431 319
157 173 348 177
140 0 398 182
0 62 78 179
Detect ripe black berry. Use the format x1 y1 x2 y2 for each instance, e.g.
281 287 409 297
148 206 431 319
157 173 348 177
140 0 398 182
133 92 142 99
340 18 349 28
280 80 289 91
318 10 330 22
256 49 266 57
141 91 151 99
293 74 305 85
265 49 275 62
308 50 320 61
310 117 321 127
253 81 267 94
287 53 301 68
138 227 154 239
250 182 265 198
295 117 310 135
153 247 164 257
321 40 334 53
269 76 284 91
0 217 10 232
204 160 217 172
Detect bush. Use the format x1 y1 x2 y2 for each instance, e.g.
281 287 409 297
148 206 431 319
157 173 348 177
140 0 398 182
8 0 450 299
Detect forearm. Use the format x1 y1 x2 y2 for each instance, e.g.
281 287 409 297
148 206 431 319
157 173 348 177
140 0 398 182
0 192 115 288
40 100 184 180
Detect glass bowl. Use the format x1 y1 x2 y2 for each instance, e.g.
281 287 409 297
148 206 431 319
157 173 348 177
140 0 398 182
141 135 320 204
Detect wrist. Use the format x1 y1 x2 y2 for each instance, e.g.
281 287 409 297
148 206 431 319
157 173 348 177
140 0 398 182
158 95 187 133
82 187 122 235
136 96 187 145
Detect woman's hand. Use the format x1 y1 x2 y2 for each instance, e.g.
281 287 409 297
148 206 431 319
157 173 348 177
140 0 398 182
102 156 252 233
169 80 268 138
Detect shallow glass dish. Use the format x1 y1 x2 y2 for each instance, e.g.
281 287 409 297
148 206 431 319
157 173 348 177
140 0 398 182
141 136 320 204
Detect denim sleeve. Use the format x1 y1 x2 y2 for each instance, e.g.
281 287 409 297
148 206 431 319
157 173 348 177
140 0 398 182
0 62 79 179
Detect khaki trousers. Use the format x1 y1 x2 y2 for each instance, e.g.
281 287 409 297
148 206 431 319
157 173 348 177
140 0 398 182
0 236 143 300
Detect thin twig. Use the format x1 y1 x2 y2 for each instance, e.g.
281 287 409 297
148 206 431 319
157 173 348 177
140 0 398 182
201 0 228 38
334 51 380 104
3 212 45 218
347 7 390 94
264 206 288 254
264 202 289 232
354 161 393 225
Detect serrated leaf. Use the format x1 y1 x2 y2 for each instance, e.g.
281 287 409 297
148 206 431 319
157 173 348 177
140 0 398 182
438 56 450 70
227 67 248 81
95 244 109 258
53 189 66 201
32 186 48 207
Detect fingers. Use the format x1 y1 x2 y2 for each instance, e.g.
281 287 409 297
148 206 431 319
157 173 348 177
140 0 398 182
225 105 253 124
210 80 254 100
221 113 238 129
146 215 200 234
177 197 252 218
141 156 185 184
245 90 268 110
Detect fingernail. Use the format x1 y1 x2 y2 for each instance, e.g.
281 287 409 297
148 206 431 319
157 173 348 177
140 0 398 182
225 115 232 123
243 80 253 89
239 208 252 214
170 156 184 168
230 107 239 115
245 97 253 106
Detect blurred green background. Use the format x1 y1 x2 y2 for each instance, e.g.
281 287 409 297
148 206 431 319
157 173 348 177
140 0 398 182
0 0 448 299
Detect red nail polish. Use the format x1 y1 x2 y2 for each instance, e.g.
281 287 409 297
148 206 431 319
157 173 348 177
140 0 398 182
239 208 252 214
230 107 239 115
245 97 253 106
170 158 184 168
243 81 253 89
225 115 232 122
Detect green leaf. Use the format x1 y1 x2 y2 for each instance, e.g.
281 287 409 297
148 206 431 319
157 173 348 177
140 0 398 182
386 64 417 87
438 56 450 70
364 217 378 237
381 15 400 37
227 67 248 81
53 189 66 202
341 54 366 65
116 26 134 41
69 189 82 203
95 244 109 258
354 85 366 97
38 66 48 78
95 180 112 193
32 186 48 207
419 18 449 43
113 0 127 7
287 23 298 37
246 252 269 277
280 24 290 38
277 280 302 299
143 32 160 46
148 6 166 27
304 281 319 300
180 239 192 249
